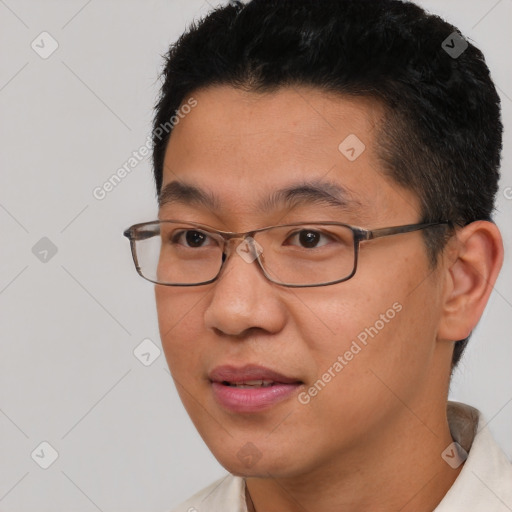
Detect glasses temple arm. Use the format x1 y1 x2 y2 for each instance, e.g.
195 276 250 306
364 221 453 241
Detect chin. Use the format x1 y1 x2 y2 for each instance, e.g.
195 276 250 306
207 439 305 479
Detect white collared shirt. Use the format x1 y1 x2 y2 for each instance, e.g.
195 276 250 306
170 402 512 511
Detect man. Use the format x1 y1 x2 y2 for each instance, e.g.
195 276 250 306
123 0 512 510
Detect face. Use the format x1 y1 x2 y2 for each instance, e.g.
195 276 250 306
155 85 448 479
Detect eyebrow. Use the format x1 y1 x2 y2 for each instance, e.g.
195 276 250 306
158 179 362 214
158 180 219 210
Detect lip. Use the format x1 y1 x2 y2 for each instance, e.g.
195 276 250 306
209 365 303 413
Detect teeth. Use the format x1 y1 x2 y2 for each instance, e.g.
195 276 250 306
227 379 274 388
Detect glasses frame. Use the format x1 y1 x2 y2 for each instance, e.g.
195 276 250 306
123 219 453 288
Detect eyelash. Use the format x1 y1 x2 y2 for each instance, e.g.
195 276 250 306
171 228 336 249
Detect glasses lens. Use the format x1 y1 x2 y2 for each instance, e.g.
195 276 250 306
131 222 356 286
133 222 224 285
256 224 356 286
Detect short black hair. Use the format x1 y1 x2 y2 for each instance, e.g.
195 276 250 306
152 0 502 368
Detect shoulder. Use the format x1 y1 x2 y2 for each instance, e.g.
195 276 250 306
169 474 246 512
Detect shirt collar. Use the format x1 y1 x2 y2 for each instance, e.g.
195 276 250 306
434 401 512 511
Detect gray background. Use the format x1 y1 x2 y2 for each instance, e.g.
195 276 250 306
0 0 510 510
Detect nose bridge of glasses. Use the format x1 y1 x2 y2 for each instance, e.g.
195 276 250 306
221 232 261 260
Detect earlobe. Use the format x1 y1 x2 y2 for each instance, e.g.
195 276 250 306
438 221 503 342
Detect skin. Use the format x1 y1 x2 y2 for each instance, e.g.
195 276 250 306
154 85 503 512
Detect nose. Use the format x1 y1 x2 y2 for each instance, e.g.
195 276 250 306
203 239 287 337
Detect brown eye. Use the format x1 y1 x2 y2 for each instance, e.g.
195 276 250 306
286 230 331 249
172 230 215 248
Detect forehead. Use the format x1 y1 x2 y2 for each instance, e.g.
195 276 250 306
160 85 420 225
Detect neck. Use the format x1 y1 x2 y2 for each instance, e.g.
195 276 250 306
245 403 463 512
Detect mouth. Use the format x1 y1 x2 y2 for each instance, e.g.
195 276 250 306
209 365 303 413
221 379 277 388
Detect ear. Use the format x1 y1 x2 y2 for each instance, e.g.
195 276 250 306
438 221 504 342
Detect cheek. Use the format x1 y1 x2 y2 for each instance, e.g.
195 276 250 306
293 281 402 354
155 287 208 375
295 259 439 393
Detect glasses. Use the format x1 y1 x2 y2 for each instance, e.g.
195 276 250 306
123 219 452 288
